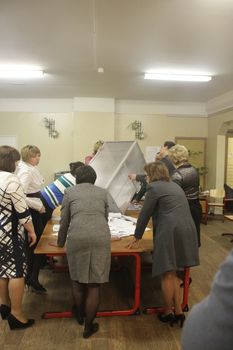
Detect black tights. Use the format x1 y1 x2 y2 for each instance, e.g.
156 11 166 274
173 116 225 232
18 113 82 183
72 281 100 330
27 248 46 282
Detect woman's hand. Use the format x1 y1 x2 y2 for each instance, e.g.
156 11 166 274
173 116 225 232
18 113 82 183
128 173 137 181
126 237 140 249
131 199 139 204
28 231 37 247
39 205 46 214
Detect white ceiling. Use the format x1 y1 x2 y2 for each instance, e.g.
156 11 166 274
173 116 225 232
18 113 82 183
1 0 233 104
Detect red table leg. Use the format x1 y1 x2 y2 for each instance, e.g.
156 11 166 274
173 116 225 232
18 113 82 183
42 252 141 319
143 267 190 315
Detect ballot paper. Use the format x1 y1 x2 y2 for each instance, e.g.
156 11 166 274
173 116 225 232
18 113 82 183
53 224 60 233
108 217 135 238
127 203 142 211
51 214 147 240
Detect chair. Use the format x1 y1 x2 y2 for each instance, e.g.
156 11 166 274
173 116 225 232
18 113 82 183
207 189 225 222
199 194 208 224
223 183 233 214
222 215 233 242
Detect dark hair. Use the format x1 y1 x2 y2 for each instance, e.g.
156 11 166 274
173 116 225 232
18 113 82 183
75 165 97 184
144 161 170 182
69 161 84 176
164 141 176 149
0 145 20 172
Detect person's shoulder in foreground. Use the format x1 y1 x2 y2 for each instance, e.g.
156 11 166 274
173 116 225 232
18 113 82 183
181 249 233 350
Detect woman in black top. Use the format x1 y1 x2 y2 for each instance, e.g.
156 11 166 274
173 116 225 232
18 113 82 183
168 145 202 247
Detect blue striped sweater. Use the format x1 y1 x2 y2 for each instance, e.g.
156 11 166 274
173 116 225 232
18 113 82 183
41 173 75 209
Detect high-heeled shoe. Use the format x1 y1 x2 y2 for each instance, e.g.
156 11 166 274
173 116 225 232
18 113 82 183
174 313 186 328
72 304 84 325
83 323 99 338
7 313 35 330
180 277 192 288
157 313 175 326
26 278 47 293
0 304 11 319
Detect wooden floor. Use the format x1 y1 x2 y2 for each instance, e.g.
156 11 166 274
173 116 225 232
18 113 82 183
1 219 233 350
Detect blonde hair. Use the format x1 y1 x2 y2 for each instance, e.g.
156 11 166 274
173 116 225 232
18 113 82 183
168 144 189 166
144 161 170 182
93 140 104 154
21 145 41 162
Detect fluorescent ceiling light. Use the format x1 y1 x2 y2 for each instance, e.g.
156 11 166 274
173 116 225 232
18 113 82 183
0 68 44 79
144 73 212 82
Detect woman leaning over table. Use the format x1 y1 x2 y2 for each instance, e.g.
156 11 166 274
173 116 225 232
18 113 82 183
0 146 36 330
16 145 46 293
128 161 199 327
57 165 112 339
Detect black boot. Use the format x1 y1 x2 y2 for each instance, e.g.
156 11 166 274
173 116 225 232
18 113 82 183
0 304 11 319
157 313 175 326
83 323 99 338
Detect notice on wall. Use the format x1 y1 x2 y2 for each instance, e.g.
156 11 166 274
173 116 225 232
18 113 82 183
0 135 18 148
145 146 161 163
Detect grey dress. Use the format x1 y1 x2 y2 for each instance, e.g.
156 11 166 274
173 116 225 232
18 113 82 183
57 183 111 283
182 249 233 350
134 180 199 277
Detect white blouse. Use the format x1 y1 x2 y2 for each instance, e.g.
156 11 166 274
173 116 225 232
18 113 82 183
16 161 44 211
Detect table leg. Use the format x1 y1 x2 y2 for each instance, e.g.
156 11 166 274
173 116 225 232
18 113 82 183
143 267 190 314
42 252 141 319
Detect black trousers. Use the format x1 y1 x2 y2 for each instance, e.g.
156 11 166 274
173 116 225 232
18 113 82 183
189 199 202 247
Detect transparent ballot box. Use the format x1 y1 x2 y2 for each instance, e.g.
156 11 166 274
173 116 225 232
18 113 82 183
90 141 146 213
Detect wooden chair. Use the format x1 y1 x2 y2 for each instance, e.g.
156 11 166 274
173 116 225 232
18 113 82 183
207 189 225 222
222 215 233 242
199 194 208 224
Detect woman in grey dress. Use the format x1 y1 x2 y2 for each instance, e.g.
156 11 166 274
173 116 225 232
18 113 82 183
128 161 199 327
57 165 111 338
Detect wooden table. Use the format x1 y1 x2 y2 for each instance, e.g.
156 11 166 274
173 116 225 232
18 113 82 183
35 214 190 319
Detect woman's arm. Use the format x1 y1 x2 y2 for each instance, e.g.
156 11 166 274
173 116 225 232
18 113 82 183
57 191 70 247
8 178 37 246
106 192 121 213
127 186 157 249
134 186 157 239
23 221 37 247
17 168 44 211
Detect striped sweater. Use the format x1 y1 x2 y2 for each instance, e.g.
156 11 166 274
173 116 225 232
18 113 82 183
41 173 75 209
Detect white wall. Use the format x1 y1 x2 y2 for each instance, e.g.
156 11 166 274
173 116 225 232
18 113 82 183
0 98 209 185
0 112 74 184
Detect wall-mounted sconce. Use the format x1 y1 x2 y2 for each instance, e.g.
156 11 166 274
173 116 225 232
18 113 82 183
43 117 59 138
131 120 145 140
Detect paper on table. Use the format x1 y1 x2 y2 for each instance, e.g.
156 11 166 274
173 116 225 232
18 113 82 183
53 224 60 232
52 216 60 222
51 215 149 240
127 203 142 211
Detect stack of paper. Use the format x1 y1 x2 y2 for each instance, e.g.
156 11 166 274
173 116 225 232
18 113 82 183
108 213 136 238
51 213 143 239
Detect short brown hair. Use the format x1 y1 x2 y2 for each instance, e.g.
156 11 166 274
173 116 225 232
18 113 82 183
21 145 41 162
0 145 20 172
144 161 170 182
69 161 84 176
75 165 97 184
